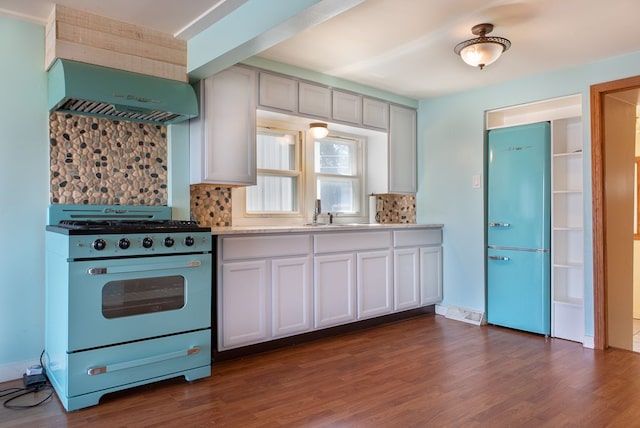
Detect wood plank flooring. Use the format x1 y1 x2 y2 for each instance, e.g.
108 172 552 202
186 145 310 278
2 314 640 427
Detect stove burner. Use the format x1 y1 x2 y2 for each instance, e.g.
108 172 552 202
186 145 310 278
57 219 201 232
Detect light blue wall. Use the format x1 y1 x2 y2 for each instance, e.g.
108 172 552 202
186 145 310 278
417 50 640 337
0 17 48 376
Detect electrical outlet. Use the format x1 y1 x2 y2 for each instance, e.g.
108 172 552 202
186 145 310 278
376 199 384 212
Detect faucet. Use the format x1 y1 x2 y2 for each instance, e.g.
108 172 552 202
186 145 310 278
313 199 322 224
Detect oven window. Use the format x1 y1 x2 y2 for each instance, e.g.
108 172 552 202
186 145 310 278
102 276 185 319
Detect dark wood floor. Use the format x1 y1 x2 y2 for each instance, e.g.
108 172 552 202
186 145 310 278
2 314 640 427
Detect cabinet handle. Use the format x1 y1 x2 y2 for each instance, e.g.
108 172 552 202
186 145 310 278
488 255 510 261
87 346 201 375
489 222 510 227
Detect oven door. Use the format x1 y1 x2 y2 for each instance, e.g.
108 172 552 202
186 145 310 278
67 253 211 351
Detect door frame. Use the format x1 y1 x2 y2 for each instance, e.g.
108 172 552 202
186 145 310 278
591 75 640 350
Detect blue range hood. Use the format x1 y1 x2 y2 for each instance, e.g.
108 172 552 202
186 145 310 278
48 59 198 125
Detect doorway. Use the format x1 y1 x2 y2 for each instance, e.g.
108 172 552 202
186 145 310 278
591 76 640 350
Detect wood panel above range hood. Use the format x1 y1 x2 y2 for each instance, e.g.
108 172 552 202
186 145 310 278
44 4 187 82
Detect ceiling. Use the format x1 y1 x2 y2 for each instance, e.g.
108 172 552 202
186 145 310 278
2 0 640 99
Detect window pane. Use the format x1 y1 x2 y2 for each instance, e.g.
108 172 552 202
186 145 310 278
247 175 298 212
257 131 296 170
317 177 358 213
315 139 355 175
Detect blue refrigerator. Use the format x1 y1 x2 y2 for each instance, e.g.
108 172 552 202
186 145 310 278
487 122 551 335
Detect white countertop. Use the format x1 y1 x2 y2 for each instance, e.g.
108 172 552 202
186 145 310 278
209 223 443 235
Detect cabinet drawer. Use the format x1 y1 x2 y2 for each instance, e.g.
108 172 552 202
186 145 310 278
394 229 442 247
221 234 311 260
315 231 391 254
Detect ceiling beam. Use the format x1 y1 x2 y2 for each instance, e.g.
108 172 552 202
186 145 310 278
187 0 363 81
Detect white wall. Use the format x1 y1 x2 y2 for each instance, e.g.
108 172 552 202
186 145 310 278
0 17 48 381
417 50 640 340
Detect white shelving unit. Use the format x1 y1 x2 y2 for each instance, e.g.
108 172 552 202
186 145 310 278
551 116 584 342
487 95 584 343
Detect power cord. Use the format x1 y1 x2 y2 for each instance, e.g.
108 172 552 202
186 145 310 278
2 350 54 410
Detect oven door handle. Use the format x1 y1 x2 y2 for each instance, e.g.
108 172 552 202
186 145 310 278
87 260 202 275
87 346 201 375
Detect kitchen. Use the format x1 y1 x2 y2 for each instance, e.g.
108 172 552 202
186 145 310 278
2 0 640 424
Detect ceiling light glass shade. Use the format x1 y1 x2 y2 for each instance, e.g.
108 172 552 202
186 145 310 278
454 23 511 70
309 122 329 139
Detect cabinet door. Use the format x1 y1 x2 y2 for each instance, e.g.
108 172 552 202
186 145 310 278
363 97 389 130
199 66 257 185
271 256 313 338
314 253 356 328
389 105 417 193
393 248 420 311
357 250 393 319
299 82 331 119
259 72 298 112
219 260 268 350
332 90 362 125
420 246 443 305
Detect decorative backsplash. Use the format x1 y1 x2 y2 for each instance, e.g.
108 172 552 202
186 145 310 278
49 112 168 205
190 184 233 226
374 194 416 223
188 187 415 226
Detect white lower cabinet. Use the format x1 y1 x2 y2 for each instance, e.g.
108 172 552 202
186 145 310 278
217 227 442 351
314 253 357 328
271 256 313 338
393 248 420 311
218 234 312 350
420 246 443 305
357 250 393 319
220 260 268 349
393 229 443 306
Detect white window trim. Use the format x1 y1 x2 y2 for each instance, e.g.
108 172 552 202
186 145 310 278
307 132 366 221
232 124 305 226
233 117 369 226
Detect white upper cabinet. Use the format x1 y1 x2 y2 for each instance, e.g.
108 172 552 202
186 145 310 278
332 90 362 125
298 82 331 119
388 105 417 194
259 72 298 113
190 66 257 186
363 97 389 130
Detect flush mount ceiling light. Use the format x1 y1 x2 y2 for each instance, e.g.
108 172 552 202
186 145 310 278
454 23 511 70
309 122 329 139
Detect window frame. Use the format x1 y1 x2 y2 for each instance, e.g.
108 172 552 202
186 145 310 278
310 133 365 217
234 124 305 222
233 116 368 226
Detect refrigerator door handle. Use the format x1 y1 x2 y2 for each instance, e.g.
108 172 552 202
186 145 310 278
488 255 510 261
489 222 510 227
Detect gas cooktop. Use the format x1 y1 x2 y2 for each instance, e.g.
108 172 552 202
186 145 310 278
46 204 211 235
56 219 203 231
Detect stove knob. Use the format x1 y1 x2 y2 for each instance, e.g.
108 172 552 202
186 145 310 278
164 237 175 247
184 236 195 247
92 238 106 251
118 238 131 250
142 237 153 248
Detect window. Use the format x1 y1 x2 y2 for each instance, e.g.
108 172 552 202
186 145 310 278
237 116 367 224
246 127 302 214
314 136 363 214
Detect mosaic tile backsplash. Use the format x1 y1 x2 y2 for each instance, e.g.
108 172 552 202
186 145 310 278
190 184 233 227
188 187 415 226
374 194 416 223
49 112 168 205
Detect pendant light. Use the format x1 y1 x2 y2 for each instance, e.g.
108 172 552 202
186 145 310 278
454 23 511 70
309 122 329 139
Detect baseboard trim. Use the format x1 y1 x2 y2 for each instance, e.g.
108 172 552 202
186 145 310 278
0 358 40 383
582 335 595 349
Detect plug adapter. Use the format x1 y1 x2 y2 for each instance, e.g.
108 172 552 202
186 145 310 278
23 373 46 389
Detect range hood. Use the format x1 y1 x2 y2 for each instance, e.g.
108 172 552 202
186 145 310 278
48 59 198 125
